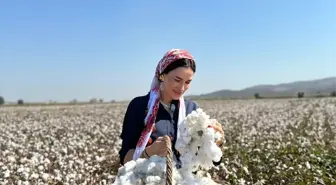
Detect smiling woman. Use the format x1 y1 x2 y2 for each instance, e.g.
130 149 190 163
158 58 195 104
118 49 224 169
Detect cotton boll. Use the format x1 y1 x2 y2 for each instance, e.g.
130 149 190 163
115 171 135 185
202 129 222 162
191 139 202 152
117 160 136 175
179 123 189 136
179 151 194 166
41 173 49 182
135 156 166 176
142 161 159 174
114 171 135 185
145 175 162 184
208 142 222 162
114 156 168 185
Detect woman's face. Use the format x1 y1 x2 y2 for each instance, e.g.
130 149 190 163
161 67 194 100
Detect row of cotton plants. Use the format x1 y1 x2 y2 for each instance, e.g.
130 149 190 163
203 98 336 184
0 105 125 185
0 98 335 184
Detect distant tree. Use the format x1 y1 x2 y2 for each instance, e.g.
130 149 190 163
254 93 260 99
89 98 97 104
330 91 336 97
70 99 78 104
17 99 24 105
315 91 324 98
49 100 57 104
99 98 104 103
0 96 4 105
297 92 304 98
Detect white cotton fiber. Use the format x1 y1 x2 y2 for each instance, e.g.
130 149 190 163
113 156 168 185
176 108 223 172
113 108 224 185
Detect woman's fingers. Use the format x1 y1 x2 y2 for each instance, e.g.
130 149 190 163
210 123 225 147
210 124 224 134
216 139 224 147
148 135 173 157
155 136 165 142
209 125 221 132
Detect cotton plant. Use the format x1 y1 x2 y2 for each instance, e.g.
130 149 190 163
113 108 224 185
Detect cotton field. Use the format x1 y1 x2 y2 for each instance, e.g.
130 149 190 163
0 98 335 185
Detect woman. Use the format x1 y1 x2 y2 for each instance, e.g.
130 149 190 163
118 49 224 168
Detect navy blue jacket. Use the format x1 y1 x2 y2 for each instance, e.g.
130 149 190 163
118 93 222 167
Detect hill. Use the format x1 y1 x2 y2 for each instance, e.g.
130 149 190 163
188 77 336 99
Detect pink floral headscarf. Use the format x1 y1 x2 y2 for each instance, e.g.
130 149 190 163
133 49 195 160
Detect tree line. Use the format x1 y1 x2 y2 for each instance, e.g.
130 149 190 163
0 97 116 106
254 91 336 99
1 91 336 106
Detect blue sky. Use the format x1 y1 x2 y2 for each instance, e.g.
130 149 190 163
1 0 335 102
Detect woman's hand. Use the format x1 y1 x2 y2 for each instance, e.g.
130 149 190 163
145 136 170 157
208 121 225 147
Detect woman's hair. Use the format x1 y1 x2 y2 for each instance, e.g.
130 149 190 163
161 58 196 76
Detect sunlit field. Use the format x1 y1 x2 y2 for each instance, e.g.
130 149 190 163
0 98 335 185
